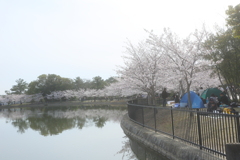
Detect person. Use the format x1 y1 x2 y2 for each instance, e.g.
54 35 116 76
218 85 224 92
218 93 230 106
198 87 204 96
161 88 168 107
201 97 206 104
210 94 218 104
174 93 180 103
207 98 218 112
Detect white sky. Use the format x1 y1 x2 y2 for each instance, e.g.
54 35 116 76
1 0 239 95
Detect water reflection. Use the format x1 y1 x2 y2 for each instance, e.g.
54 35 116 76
129 137 170 160
0 106 126 136
0 106 169 160
116 136 138 160
117 136 170 160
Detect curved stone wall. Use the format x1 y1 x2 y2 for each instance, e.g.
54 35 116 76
121 114 224 160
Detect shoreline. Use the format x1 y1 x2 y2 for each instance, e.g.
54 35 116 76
0 99 129 109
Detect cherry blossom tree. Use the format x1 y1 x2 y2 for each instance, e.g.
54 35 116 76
117 40 168 104
146 27 220 107
105 78 143 98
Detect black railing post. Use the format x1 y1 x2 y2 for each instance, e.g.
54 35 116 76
235 112 240 143
154 108 157 132
171 108 175 139
196 110 202 150
142 107 144 127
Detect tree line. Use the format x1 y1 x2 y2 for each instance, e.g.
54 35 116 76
6 74 117 96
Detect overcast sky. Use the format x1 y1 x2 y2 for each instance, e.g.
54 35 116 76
1 0 239 95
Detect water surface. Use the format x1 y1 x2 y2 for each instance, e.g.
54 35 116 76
0 106 133 160
0 106 169 160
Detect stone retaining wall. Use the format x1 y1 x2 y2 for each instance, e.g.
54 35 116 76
121 114 224 160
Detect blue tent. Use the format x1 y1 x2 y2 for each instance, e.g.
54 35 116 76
180 91 205 108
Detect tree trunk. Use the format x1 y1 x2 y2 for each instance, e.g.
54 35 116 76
147 92 156 105
216 66 230 97
187 84 192 108
147 93 151 105
179 80 185 97
151 92 156 105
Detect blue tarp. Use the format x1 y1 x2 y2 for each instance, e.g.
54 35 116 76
180 91 205 108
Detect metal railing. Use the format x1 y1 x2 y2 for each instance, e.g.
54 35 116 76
127 102 240 157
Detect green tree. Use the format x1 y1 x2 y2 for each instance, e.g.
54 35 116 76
82 79 93 90
5 90 11 95
91 76 105 90
27 74 73 96
59 77 73 91
105 77 118 86
73 77 84 90
27 81 39 95
226 4 240 38
10 78 28 94
204 28 240 101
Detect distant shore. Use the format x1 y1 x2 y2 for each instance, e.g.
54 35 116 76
0 99 129 109
0 99 130 109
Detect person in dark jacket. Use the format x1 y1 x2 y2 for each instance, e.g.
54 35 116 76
174 93 180 103
207 98 218 112
162 88 168 107
218 93 230 105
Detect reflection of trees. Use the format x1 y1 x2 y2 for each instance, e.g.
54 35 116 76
2 106 127 136
28 115 76 136
76 117 86 129
93 117 108 128
116 136 137 160
11 119 29 133
118 136 170 160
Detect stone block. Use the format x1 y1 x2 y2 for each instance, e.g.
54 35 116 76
226 143 240 160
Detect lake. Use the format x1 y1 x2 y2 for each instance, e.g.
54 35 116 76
0 105 169 160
